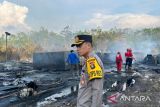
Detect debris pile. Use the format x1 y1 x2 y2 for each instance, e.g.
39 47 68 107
0 52 160 107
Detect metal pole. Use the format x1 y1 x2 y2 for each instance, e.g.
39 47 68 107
5 32 11 62
6 34 7 62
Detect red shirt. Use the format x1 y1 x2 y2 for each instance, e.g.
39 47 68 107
116 54 123 63
128 51 133 57
125 52 129 57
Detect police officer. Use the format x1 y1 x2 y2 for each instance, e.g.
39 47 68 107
71 35 104 107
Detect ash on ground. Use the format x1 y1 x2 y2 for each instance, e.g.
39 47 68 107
0 54 160 107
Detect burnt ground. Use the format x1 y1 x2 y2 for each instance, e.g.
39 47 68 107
0 61 160 107
103 63 160 107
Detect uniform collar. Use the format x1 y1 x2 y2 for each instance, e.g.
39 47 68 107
85 51 94 59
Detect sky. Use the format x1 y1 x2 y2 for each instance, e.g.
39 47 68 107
0 0 160 33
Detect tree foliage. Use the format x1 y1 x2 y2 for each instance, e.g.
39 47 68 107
0 27 160 61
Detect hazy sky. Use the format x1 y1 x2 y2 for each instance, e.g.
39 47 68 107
0 0 160 33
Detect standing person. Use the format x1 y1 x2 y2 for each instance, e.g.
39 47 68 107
116 52 123 73
125 49 130 70
66 50 80 77
71 35 104 107
128 48 134 69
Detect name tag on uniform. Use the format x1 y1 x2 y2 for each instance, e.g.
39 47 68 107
86 57 103 80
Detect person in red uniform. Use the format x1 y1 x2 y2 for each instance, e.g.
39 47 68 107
125 49 130 70
116 52 123 73
128 48 133 68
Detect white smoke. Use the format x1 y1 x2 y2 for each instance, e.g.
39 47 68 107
0 1 30 34
85 13 160 29
105 36 158 62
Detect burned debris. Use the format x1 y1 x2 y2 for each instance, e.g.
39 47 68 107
0 51 160 107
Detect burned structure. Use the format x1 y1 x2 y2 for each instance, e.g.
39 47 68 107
33 51 70 70
143 54 160 65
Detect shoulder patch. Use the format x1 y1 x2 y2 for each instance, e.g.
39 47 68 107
86 57 103 80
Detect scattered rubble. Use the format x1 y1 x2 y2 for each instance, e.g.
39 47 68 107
0 53 160 107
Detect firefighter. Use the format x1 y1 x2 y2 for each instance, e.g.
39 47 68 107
128 48 134 69
116 52 123 73
125 48 130 70
71 35 104 107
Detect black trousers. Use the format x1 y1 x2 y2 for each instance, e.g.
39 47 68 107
125 58 133 68
128 58 133 67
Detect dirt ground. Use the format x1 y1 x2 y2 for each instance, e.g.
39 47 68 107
0 62 160 107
